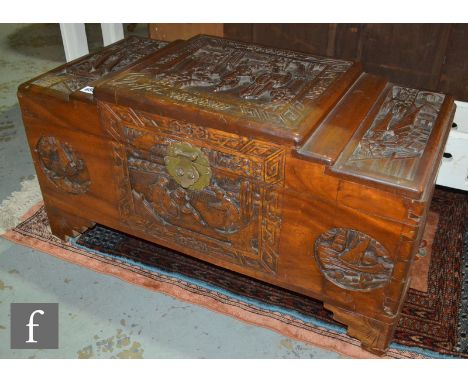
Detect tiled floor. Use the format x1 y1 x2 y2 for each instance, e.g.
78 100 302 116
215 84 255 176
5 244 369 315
0 23 342 358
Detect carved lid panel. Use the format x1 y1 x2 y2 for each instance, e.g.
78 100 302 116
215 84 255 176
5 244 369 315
330 85 455 199
21 36 169 101
95 35 361 145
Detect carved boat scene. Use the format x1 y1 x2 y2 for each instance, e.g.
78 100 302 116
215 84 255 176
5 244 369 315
131 172 257 238
315 228 394 291
126 155 282 272
98 102 285 274
35 136 91 195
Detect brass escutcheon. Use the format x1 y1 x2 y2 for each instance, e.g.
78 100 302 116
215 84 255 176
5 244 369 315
164 142 211 190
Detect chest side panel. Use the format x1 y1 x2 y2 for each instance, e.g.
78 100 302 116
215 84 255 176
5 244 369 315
25 37 169 100
99 101 286 275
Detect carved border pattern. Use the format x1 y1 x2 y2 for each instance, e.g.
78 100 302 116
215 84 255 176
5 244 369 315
105 103 286 185
99 102 285 274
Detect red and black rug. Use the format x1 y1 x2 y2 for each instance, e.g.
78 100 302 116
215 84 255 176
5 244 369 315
3 186 468 358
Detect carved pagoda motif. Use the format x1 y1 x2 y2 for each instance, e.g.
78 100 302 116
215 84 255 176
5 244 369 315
314 228 394 291
35 136 91 194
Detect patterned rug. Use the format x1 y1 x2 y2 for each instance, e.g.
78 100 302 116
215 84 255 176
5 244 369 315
3 187 468 358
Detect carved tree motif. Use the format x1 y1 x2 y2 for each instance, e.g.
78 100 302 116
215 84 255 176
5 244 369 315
314 228 394 291
35 136 91 194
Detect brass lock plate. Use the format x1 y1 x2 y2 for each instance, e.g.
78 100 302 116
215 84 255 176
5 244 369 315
164 142 212 190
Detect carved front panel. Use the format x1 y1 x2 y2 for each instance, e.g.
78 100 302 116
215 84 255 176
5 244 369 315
100 102 285 274
31 37 168 96
104 35 353 132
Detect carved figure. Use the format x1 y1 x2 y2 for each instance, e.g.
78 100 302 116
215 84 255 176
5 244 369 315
349 86 445 161
190 185 244 234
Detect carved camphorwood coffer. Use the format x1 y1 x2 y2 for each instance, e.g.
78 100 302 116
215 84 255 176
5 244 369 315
18 35 456 355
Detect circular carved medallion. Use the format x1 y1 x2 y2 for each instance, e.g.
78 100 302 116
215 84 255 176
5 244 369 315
36 136 91 194
164 142 211 191
314 228 394 291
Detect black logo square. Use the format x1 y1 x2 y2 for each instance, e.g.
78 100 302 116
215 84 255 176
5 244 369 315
10 303 59 349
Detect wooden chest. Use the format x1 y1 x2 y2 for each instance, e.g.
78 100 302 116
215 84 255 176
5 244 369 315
18 35 456 355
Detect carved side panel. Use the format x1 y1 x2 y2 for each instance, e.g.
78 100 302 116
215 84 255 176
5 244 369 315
99 102 285 274
335 85 446 183
31 37 168 96
35 136 91 194
350 87 444 163
314 228 394 291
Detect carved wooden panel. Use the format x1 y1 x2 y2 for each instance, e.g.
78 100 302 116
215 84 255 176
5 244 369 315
31 37 168 96
333 85 446 186
104 35 354 133
350 87 445 163
314 228 393 291
35 136 90 194
99 102 285 274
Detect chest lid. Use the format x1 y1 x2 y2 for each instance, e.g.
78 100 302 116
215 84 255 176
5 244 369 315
94 35 362 145
19 36 170 102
